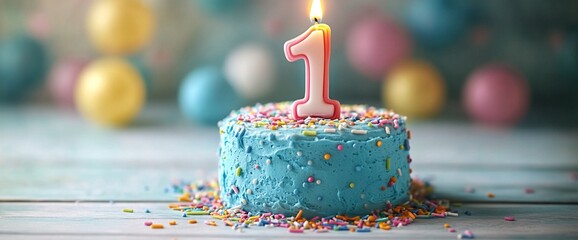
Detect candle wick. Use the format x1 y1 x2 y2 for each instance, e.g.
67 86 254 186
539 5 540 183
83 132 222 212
312 17 320 24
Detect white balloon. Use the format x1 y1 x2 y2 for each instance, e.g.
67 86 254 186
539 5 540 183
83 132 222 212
224 43 276 99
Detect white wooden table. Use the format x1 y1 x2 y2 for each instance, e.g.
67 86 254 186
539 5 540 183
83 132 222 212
1 104 577 239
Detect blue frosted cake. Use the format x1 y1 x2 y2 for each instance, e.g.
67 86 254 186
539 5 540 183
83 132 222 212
218 102 412 218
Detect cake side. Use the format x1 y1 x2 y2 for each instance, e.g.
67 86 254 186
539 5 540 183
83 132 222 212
218 102 412 217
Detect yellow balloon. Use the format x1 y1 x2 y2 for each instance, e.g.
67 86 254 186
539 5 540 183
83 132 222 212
87 0 155 55
76 57 145 126
383 60 446 119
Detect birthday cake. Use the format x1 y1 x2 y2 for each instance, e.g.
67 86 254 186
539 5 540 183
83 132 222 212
218 102 412 218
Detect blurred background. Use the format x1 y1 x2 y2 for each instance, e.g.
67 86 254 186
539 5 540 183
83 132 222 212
1 0 577 128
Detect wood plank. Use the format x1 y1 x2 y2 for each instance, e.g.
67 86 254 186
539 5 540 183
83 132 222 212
0 202 577 239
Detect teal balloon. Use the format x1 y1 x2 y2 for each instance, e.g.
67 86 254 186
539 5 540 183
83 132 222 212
129 56 153 98
179 66 245 125
0 34 49 102
406 0 476 48
199 0 240 13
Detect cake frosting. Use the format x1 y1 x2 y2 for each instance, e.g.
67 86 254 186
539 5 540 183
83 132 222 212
218 102 412 218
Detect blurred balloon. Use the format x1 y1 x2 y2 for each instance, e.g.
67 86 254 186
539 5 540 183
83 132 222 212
406 0 476 47
0 34 49 102
347 15 412 80
76 57 145 126
48 58 89 108
129 56 153 98
179 66 245 125
463 64 530 127
87 0 155 55
383 60 446 119
198 0 240 14
224 43 276 100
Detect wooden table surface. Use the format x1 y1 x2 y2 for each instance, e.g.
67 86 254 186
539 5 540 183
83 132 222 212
1 105 577 239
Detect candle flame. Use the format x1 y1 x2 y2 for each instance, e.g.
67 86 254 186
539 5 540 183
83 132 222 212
310 0 323 23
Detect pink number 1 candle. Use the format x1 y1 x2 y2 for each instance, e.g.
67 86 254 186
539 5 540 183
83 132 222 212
285 0 340 120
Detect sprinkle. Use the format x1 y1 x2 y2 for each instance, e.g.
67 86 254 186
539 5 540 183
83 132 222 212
324 128 336 133
448 228 456 232
231 185 239 194
316 179 321 184
399 145 404 150
355 165 362 171
145 209 151 213
246 189 252 195
288 228 304 233
169 220 176 225
297 151 302 157
385 126 391 134
235 167 242 176
307 176 315 183
407 130 411 139
122 209 134 213
525 188 534 194
182 212 187 217
307 160 313 166
205 220 217 226
386 158 391 171
302 130 317 136
337 144 343 151
188 219 198 224
186 211 209 215
376 140 382 147
397 168 402 176
252 179 258 185
351 129 367 135
349 182 355 188
266 159 271 165
144 221 153 226
357 228 371 232
150 223 164 229
324 153 331 160
504 216 516 221
487 192 495 198
287 164 293 170
444 223 451 228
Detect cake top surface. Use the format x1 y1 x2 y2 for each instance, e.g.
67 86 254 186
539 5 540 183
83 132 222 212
219 102 407 140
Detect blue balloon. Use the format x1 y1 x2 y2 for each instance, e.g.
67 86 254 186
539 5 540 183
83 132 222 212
406 0 476 48
198 0 240 14
0 34 49 102
179 66 246 125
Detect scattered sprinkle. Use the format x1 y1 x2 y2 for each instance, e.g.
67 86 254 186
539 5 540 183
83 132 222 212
169 220 177 225
150 223 164 229
524 188 534 194
188 219 198 224
487 192 495 198
144 221 153 226
349 182 355 188
504 216 516 221
324 153 331 160
122 209 134 213
235 167 242 176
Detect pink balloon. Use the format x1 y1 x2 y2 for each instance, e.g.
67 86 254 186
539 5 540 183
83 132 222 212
48 59 89 108
346 15 412 80
463 64 530 127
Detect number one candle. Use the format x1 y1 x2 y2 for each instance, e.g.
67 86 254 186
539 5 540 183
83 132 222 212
285 0 341 120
